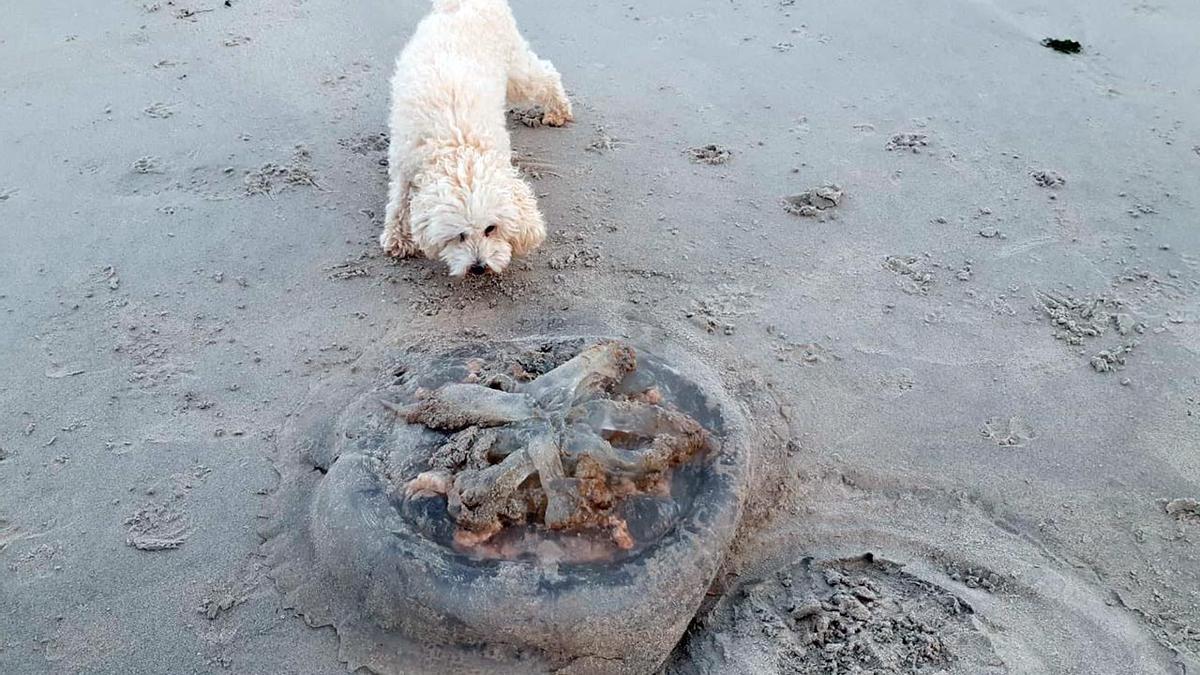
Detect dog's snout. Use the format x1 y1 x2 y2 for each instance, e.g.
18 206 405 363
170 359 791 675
469 263 487 276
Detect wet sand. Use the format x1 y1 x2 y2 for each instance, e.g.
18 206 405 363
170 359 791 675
1 0 1198 672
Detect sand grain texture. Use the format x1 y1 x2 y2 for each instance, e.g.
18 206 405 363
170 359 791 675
1 0 1198 673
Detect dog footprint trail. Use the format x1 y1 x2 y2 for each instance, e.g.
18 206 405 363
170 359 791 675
884 131 929 154
243 145 321 195
879 251 1007 329
118 149 316 202
1031 268 1192 375
143 102 175 119
1 519 65 579
338 131 389 158
981 415 1036 447
783 184 844 219
123 465 211 552
319 60 375 122
512 149 563 180
198 554 268 620
883 255 937 296
585 125 622 154
131 156 165 175
194 553 270 669
7 542 66 579
764 324 840 367
686 144 733 165
684 284 764 336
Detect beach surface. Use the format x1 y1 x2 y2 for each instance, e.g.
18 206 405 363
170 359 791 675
1 1 1198 672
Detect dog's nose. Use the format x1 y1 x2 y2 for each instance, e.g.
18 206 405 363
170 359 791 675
469 264 487 276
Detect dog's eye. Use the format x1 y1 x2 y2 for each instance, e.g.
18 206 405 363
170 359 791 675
459 232 467 243
484 225 497 237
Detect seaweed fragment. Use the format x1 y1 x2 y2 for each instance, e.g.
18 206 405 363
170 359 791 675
1041 38 1082 54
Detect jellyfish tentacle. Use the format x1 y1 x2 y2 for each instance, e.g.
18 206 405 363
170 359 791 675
448 449 538 536
561 425 646 474
567 399 709 471
399 341 710 554
403 383 537 431
520 340 637 412
524 426 579 529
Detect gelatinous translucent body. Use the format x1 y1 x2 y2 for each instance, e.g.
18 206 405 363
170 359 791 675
261 337 750 674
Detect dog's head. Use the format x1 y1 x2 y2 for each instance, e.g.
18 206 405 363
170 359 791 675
409 149 545 277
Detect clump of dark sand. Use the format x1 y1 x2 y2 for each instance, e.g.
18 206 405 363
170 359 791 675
586 126 621 153
885 132 928 153
1035 291 1128 345
783 183 843 217
1032 169 1067 187
1090 344 1136 373
132 156 163 174
884 255 935 294
507 106 546 128
1165 498 1200 522
687 144 732 165
945 563 1008 592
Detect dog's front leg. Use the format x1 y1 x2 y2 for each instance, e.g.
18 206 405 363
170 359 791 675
506 41 573 127
507 176 547 257
381 158 418 259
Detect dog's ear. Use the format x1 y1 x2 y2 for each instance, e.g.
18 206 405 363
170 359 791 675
506 176 546 256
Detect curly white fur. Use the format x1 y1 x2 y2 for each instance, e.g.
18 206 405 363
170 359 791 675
380 0 572 277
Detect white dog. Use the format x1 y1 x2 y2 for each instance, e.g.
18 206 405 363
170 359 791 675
380 0 573 276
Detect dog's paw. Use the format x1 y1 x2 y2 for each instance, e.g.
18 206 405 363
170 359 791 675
380 231 419 259
385 240 419 259
541 107 574 127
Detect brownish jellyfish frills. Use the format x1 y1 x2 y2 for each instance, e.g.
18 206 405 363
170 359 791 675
402 383 537 430
260 336 751 674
